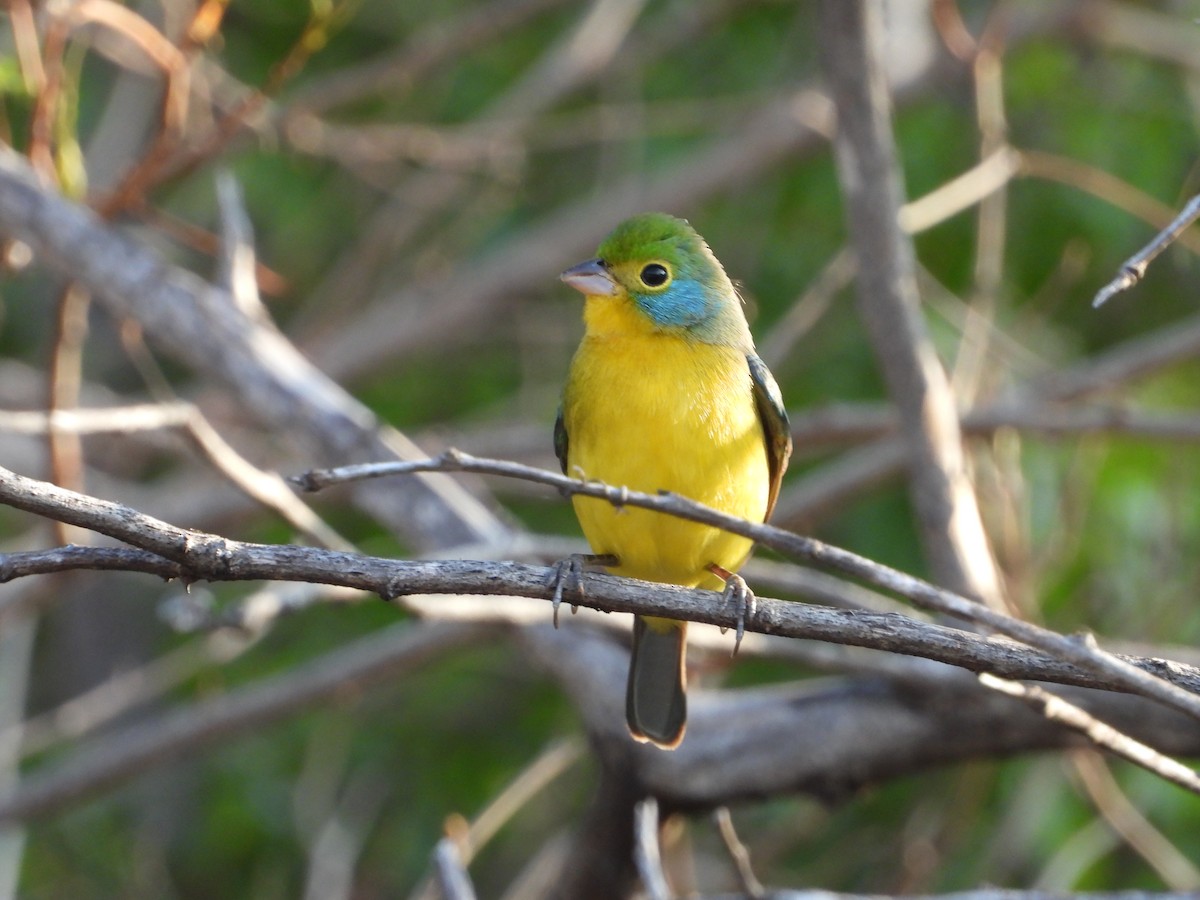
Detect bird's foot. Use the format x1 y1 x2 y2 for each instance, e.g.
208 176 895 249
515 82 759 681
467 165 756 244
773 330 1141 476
547 553 618 626
709 563 756 656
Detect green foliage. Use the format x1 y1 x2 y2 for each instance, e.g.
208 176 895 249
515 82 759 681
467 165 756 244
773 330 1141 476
9 1 1200 897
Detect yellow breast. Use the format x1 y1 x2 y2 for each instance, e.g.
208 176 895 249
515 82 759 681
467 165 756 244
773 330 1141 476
562 323 769 590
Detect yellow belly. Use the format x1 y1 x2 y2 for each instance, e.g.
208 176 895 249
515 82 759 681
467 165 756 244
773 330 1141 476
563 331 769 590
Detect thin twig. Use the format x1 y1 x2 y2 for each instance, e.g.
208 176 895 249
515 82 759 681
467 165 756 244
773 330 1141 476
9 631 256 759
411 739 582 900
0 397 350 550
786 401 1200 449
457 738 582 865
1071 752 1200 889
979 674 1200 795
284 0 568 115
1018 150 1200 257
1031 310 1200 401
76 0 197 219
898 145 1021 235
0 545 181 595
215 170 264 319
713 807 765 899
432 837 478 900
46 281 92 546
180 410 354 550
1093 193 1200 307
8 0 45 94
0 402 196 435
634 798 672 900
302 766 391 900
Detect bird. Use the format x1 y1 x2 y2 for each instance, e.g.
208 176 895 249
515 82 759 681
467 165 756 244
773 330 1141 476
554 212 791 749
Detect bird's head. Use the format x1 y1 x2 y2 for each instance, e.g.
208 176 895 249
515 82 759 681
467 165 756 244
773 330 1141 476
560 212 753 347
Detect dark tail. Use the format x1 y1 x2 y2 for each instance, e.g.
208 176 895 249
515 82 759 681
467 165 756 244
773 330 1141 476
625 616 687 749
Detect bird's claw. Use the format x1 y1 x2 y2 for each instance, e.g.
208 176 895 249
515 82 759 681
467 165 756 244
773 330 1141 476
548 556 584 627
547 553 617 626
714 570 755 656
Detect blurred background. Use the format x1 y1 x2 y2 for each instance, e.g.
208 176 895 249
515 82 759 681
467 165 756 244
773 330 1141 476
3 0 1200 897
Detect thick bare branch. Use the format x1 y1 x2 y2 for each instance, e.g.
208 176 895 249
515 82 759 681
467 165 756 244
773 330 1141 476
819 0 1004 609
525 625 1200 809
0 144 506 552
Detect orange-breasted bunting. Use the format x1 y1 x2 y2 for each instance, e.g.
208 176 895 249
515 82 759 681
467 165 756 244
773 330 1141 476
555 212 791 749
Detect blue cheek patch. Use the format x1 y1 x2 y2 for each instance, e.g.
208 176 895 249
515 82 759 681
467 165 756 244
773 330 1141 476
636 278 711 328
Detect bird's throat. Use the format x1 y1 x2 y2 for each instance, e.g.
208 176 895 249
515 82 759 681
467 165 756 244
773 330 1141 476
582 293 661 339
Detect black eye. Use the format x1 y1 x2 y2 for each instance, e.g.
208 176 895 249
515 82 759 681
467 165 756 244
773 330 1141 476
640 263 669 287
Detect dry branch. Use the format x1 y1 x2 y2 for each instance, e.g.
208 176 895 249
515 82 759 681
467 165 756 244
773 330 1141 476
979 674 1200 795
292 451 1200 724
0 536 1194 701
819 0 1003 609
633 797 671 900
2 463 1197 699
775 307 1200 527
1093 193 1200 307
2 458 1200 835
528 625 1200 809
0 143 505 552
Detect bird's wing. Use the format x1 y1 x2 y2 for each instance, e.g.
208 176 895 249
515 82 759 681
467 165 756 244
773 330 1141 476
553 405 569 475
747 353 792 520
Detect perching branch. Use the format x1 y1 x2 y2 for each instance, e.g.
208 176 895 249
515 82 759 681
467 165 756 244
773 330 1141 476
292 451 1200 725
0 538 1196 701
1 464 1197 699
7 452 1200 748
5 465 1200 850
7 452 1200 819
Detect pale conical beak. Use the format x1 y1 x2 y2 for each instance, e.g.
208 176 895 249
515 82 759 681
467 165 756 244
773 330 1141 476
560 258 619 297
